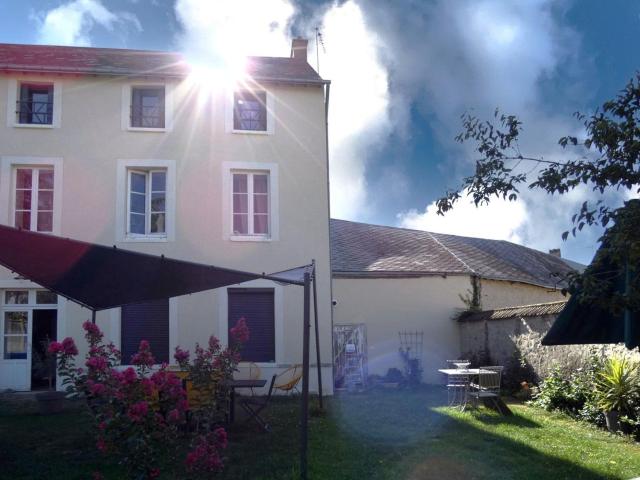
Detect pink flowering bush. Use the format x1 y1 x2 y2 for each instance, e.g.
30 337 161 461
173 317 249 433
185 428 228 474
52 318 249 479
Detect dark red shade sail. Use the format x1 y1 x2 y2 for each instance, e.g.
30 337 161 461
0 225 303 311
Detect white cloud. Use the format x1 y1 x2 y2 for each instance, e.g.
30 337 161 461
398 189 528 243
353 0 608 259
33 0 141 47
174 0 294 70
318 1 391 219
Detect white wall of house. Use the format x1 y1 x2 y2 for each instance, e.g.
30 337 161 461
332 275 470 384
479 279 566 310
332 275 569 384
0 72 332 394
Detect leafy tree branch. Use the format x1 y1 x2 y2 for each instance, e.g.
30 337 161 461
437 73 640 312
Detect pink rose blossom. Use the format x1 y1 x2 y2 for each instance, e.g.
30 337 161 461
185 452 198 467
48 342 64 354
214 427 228 449
141 378 155 396
208 336 220 350
120 367 137 385
173 347 190 363
96 438 107 452
229 318 250 343
61 337 78 356
127 401 149 422
89 382 106 396
86 356 108 372
83 321 103 341
167 409 180 423
131 340 155 367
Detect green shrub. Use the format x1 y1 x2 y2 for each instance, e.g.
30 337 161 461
530 366 576 412
531 355 604 423
531 354 640 436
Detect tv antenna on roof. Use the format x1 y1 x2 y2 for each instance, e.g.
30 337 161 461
315 27 325 74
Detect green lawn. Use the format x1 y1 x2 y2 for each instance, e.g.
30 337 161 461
1 388 639 479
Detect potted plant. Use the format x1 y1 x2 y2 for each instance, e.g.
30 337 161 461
594 356 640 432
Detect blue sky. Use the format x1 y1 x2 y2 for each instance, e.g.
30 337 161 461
1 0 638 264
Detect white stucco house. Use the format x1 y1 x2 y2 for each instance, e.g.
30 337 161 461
0 40 584 394
0 39 333 393
330 219 577 384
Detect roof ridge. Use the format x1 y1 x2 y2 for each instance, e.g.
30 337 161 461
425 231 476 275
332 218 531 253
0 42 179 55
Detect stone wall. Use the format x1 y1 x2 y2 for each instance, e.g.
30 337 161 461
459 313 640 383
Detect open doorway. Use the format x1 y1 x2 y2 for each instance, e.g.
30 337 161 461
31 309 57 390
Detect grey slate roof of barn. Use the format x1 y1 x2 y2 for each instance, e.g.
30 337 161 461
0 43 327 85
330 219 579 289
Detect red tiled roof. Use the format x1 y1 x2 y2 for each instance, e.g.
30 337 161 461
0 43 327 84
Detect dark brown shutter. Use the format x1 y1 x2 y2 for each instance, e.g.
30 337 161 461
121 299 169 364
228 288 275 362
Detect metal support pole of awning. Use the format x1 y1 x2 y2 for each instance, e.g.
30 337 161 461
312 260 323 410
300 269 311 480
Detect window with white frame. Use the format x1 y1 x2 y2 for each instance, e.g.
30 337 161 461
233 90 267 131
17 83 54 125
127 169 167 237
130 86 165 129
13 167 55 232
232 172 270 236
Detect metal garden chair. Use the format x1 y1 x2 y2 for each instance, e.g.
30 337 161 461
446 372 470 407
240 374 277 432
467 368 502 410
273 364 303 395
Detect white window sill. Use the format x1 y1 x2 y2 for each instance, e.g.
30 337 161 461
123 235 168 243
13 123 54 129
126 127 168 133
230 235 272 242
231 129 270 135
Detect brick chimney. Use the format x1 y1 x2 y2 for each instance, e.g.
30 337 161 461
291 38 308 63
548 248 561 258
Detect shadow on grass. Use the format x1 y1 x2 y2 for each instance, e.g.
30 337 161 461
465 408 541 428
305 388 618 480
0 388 633 480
